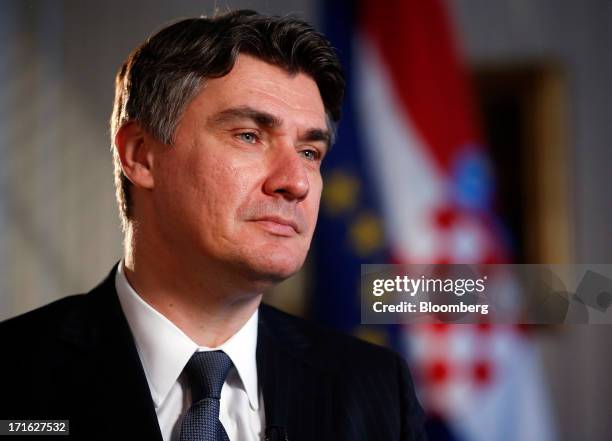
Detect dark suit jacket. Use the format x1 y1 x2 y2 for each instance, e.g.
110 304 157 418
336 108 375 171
0 266 426 440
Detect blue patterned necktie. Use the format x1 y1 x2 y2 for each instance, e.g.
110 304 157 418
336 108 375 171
180 351 233 441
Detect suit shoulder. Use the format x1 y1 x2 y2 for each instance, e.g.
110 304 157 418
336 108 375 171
0 294 87 341
260 303 402 372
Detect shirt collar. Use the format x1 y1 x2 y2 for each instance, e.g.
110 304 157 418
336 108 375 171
114 261 260 410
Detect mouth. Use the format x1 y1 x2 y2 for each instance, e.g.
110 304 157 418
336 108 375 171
251 216 299 237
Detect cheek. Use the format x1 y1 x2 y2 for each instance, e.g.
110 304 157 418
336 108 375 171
305 177 323 230
194 155 261 231
156 150 231 226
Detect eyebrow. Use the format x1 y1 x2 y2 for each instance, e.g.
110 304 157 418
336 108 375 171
210 106 282 128
302 128 332 149
209 105 332 150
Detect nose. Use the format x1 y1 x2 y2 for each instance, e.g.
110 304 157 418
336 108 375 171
263 143 310 201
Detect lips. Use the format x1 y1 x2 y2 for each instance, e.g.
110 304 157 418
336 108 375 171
252 216 300 236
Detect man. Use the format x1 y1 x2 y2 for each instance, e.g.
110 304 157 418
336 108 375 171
0 10 426 441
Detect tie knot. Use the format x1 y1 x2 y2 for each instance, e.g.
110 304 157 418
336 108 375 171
184 350 233 402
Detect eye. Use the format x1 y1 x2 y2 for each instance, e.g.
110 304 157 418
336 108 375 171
236 132 259 144
300 148 321 161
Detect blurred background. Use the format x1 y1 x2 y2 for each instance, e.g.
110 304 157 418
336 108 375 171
1 0 611 440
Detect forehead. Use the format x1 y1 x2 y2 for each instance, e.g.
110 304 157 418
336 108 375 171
185 54 327 129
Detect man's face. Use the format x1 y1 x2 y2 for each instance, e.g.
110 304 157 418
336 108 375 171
149 54 329 287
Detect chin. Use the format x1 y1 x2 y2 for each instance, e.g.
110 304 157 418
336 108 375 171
253 258 303 282
239 245 307 285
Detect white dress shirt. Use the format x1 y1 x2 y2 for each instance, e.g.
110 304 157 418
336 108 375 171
115 262 265 441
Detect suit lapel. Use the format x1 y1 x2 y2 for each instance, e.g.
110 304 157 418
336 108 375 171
257 305 334 441
59 267 163 441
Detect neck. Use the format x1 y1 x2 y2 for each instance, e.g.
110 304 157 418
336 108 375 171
122 226 263 348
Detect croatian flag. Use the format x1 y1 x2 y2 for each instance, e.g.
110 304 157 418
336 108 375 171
313 1 557 439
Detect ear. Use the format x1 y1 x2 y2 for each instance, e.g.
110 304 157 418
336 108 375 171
115 121 155 189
